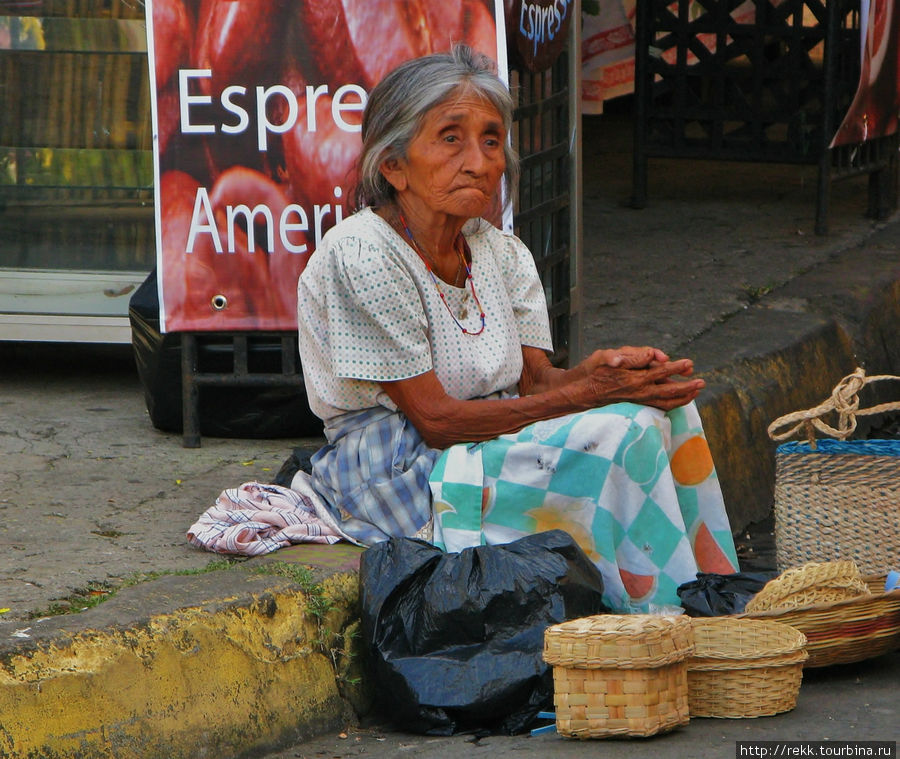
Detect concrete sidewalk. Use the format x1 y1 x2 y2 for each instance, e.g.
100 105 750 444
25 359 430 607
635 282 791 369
1 110 898 758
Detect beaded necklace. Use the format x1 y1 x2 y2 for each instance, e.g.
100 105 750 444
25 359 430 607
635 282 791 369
397 212 486 336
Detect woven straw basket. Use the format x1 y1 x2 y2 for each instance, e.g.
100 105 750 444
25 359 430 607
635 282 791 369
542 615 693 738
687 618 807 718
767 369 900 575
737 576 900 668
744 560 869 613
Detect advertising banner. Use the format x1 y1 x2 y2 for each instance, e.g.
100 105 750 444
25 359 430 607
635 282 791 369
503 0 575 72
831 0 899 147
146 0 505 333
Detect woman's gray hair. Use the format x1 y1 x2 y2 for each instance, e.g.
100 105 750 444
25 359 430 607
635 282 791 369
354 44 519 212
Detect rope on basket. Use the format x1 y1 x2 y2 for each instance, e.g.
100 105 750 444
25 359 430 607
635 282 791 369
767 367 900 445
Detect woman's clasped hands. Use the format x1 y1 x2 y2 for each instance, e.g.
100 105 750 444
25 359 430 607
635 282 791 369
572 346 705 412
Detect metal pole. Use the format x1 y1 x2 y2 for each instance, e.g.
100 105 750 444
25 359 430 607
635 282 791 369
180 333 201 448
631 0 650 208
568 0 584 365
815 0 842 235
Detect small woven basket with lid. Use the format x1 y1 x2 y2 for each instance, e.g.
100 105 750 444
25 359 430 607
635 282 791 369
542 614 693 738
687 618 807 718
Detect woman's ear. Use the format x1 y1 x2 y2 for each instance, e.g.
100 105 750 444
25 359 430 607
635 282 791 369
379 157 409 193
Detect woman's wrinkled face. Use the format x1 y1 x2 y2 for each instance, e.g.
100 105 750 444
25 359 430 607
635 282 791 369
384 87 507 221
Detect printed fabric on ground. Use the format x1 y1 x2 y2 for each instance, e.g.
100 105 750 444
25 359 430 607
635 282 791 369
187 481 346 556
429 402 739 612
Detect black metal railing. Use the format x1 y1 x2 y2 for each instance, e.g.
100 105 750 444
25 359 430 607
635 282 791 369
512 47 574 367
631 0 895 233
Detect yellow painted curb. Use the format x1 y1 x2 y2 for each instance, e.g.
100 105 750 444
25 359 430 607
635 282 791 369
0 570 360 759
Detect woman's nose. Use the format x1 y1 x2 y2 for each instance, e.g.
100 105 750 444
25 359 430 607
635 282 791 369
460 138 487 174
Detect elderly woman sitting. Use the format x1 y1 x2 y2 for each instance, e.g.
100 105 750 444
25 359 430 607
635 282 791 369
296 44 738 613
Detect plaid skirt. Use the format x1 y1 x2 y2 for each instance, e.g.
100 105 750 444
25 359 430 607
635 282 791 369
309 406 440 544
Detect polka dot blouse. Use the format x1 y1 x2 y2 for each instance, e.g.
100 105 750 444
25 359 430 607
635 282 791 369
296 208 553 424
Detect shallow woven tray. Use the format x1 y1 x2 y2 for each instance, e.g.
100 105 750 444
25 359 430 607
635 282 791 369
736 577 900 668
543 615 693 738
687 618 807 718
745 560 869 613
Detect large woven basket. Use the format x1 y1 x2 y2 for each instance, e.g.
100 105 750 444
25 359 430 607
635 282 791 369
737 577 900 668
687 618 807 718
542 615 693 738
767 369 900 576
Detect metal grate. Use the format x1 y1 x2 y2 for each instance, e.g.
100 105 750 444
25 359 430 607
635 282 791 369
830 133 900 219
180 332 304 448
631 0 895 233
511 47 576 366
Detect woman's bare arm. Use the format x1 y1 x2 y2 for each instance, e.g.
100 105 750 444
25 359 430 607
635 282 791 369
379 346 704 449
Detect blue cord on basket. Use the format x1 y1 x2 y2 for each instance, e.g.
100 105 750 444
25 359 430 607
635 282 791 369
776 439 900 456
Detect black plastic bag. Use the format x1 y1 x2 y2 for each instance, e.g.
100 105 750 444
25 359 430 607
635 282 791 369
273 445 320 486
677 571 777 616
359 530 609 736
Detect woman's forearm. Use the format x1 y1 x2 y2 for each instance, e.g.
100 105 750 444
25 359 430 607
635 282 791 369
389 379 596 449
380 358 703 449
518 346 574 395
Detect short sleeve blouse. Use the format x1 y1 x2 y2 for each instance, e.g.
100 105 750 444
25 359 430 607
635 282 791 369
296 208 553 423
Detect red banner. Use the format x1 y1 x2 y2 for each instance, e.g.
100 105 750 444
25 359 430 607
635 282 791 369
147 0 503 333
831 0 899 147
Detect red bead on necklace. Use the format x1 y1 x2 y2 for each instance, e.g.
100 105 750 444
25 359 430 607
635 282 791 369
397 212 486 336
